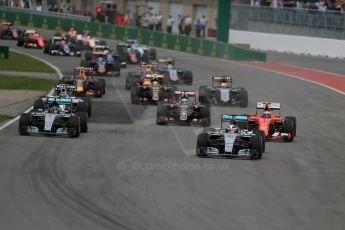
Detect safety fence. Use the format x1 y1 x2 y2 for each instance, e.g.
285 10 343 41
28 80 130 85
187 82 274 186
231 4 345 40
0 8 266 62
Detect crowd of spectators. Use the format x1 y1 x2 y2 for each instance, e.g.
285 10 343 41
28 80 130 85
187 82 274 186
0 0 75 13
251 0 345 12
135 12 163 31
134 13 208 37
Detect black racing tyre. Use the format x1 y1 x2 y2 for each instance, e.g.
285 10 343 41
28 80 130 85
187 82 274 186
19 113 30 135
200 106 211 127
286 116 297 137
149 48 157 60
199 86 210 105
156 104 168 125
239 89 248 107
130 86 140 104
68 116 80 137
113 62 121 73
253 130 266 153
183 70 193 85
98 79 106 95
17 38 24 46
82 98 92 117
78 101 88 114
250 135 263 159
283 119 294 142
125 72 137 90
94 82 103 98
76 112 88 133
43 44 49 54
33 99 45 110
196 133 209 157
125 79 132 90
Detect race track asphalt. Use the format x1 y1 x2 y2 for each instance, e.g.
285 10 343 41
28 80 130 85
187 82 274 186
0 40 344 230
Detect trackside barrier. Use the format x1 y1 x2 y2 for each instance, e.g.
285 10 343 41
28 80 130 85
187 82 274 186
0 9 266 62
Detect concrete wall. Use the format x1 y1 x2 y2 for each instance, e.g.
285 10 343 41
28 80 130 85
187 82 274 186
229 29 345 59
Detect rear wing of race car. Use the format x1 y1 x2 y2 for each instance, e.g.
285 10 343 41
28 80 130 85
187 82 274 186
221 114 249 129
157 58 175 65
256 102 281 114
74 67 94 76
140 61 158 71
174 90 196 97
221 114 249 122
46 97 73 104
55 84 76 93
212 75 232 87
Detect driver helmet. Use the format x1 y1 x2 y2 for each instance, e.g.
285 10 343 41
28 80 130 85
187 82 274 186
78 67 87 78
227 124 238 134
180 97 189 105
59 87 67 97
50 101 60 113
145 65 152 73
263 111 271 118
220 82 227 88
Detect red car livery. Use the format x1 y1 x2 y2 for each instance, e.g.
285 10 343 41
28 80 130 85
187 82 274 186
248 102 296 142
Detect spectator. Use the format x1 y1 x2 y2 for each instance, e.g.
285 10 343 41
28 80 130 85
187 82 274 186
184 14 192 36
36 1 42 11
148 13 155 30
178 14 184 34
141 13 149 29
194 18 202 37
155 12 163 31
200 15 207 38
166 15 174 34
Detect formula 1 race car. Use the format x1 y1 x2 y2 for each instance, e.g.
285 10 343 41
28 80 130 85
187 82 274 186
19 97 88 137
116 40 157 64
53 85 92 117
130 71 176 104
248 102 297 142
17 30 47 48
59 67 106 98
156 90 210 126
43 36 81 56
0 22 21 40
196 114 265 159
80 46 121 76
199 76 248 107
125 61 159 90
156 58 193 85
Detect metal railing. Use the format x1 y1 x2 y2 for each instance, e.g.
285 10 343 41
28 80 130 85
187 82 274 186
0 6 91 22
231 4 345 40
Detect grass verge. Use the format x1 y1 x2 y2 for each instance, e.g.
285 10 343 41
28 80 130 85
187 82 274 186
0 51 55 73
0 76 55 91
0 114 12 123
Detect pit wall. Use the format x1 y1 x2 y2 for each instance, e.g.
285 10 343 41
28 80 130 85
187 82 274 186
0 9 266 62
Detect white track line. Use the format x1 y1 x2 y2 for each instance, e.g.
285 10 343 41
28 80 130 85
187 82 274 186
0 49 63 131
218 59 345 96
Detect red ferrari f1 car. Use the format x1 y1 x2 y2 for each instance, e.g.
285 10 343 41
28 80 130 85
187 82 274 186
248 102 296 142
